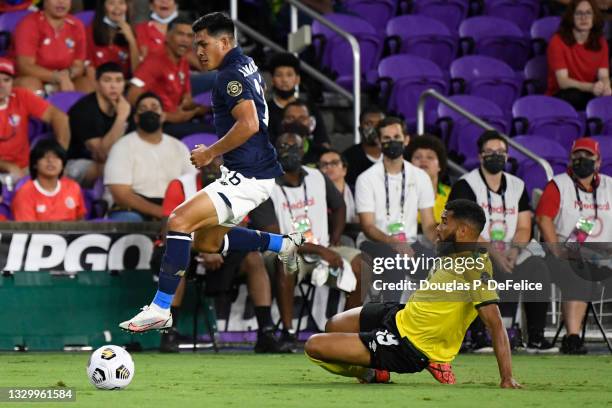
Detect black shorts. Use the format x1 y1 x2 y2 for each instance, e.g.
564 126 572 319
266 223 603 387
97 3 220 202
358 302 429 374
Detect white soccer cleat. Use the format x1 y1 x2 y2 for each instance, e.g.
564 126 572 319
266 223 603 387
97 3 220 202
119 305 173 333
278 232 305 274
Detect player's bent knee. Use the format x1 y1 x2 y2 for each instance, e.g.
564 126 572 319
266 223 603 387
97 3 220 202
325 316 340 333
304 334 326 360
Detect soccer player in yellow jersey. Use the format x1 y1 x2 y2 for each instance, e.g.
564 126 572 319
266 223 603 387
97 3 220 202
305 199 521 388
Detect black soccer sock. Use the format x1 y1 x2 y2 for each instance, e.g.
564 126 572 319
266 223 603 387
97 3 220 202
254 306 274 331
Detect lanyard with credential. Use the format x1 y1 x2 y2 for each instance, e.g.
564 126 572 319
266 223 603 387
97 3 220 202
574 182 598 220
486 187 507 223
280 180 309 223
384 164 406 224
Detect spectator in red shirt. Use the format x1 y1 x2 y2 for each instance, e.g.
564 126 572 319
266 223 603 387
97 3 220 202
11 138 86 221
0 57 70 181
128 16 207 138
135 0 178 58
535 137 612 354
13 0 93 94
86 0 141 79
547 0 611 110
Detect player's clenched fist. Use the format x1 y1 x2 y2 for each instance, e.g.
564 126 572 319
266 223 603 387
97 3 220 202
190 144 214 168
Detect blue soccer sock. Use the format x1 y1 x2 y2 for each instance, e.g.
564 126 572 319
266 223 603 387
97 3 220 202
224 227 284 253
152 231 192 310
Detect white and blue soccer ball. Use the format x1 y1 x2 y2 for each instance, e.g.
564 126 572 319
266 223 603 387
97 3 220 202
86 345 135 390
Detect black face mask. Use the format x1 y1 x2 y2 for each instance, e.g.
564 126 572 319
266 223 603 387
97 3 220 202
572 158 596 178
274 87 295 100
138 111 161 133
482 153 506 174
360 127 377 146
381 140 404 159
278 145 302 173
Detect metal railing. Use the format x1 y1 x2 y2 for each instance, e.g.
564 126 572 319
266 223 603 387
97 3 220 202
286 0 361 144
416 89 554 181
229 0 360 142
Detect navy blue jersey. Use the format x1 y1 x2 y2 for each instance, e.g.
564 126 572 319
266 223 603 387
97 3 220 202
212 47 283 179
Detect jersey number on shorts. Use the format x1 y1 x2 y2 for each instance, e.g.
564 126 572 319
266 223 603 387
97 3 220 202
376 330 399 346
253 74 269 127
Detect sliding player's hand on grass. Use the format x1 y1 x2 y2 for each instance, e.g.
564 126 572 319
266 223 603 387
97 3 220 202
191 144 214 168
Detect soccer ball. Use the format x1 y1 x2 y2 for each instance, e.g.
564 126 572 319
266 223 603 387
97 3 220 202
86 345 135 390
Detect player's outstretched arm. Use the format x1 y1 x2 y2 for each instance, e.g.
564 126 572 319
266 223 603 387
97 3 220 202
191 100 258 168
477 303 522 389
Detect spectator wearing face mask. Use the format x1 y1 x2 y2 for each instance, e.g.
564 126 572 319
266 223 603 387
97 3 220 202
448 130 555 354
104 91 195 221
280 100 330 165
266 53 330 149
343 106 385 188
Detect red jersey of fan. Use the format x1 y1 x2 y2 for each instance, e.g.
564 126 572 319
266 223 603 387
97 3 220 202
0 87 50 168
11 177 86 221
546 33 610 95
85 25 130 76
135 21 165 55
131 48 190 113
0 1 33 12
162 176 203 217
14 11 86 71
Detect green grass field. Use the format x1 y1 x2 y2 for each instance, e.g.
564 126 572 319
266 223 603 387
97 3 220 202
1 353 611 408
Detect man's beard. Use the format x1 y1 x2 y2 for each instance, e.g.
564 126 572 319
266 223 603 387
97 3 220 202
436 235 456 256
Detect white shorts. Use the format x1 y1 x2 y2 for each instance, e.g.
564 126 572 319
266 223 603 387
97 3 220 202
204 166 275 227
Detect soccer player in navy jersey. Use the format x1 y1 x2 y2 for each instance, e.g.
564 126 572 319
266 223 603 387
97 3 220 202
120 12 304 333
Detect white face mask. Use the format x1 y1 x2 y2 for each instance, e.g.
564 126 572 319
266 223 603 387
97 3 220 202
150 10 178 25
103 16 123 28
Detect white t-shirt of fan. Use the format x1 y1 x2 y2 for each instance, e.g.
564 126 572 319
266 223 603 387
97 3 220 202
355 160 435 242
269 166 330 247
552 172 612 242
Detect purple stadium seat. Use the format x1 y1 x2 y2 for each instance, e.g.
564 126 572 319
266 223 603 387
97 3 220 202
345 0 396 35
181 133 218 150
0 203 10 220
48 91 86 113
530 16 561 55
459 16 531 71
0 9 32 54
411 0 468 32
512 95 583 150
586 96 612 136
386 15 457 70
312 13 383 89
437 95 508 167
523 56 548 95
450 56 522 115
485 0 540 34
193 91 212 107
74 10 95 27
378 55 447 124
509 135 568 194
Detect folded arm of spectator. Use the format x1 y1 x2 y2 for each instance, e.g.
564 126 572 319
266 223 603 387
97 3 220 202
16 56 58 84
555 68 598 94
42 105 70 150
0 160 27 179
108 184 164 219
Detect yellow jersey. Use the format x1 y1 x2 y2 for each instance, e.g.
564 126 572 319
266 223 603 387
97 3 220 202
418 183 450 224
395 250 499 362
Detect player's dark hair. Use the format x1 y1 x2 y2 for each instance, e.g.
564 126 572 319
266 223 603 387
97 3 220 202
376 116 407 138
404 134 448 178
359 105 385 124
135 91 164 111
283 100 310 117
168 15 193 32
269 52 300 75
92 0 131 48
477 130 508 153
445 199 487 235
192 12 234 39
319 148 349 169
95 62 124 81
29 138 67 180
